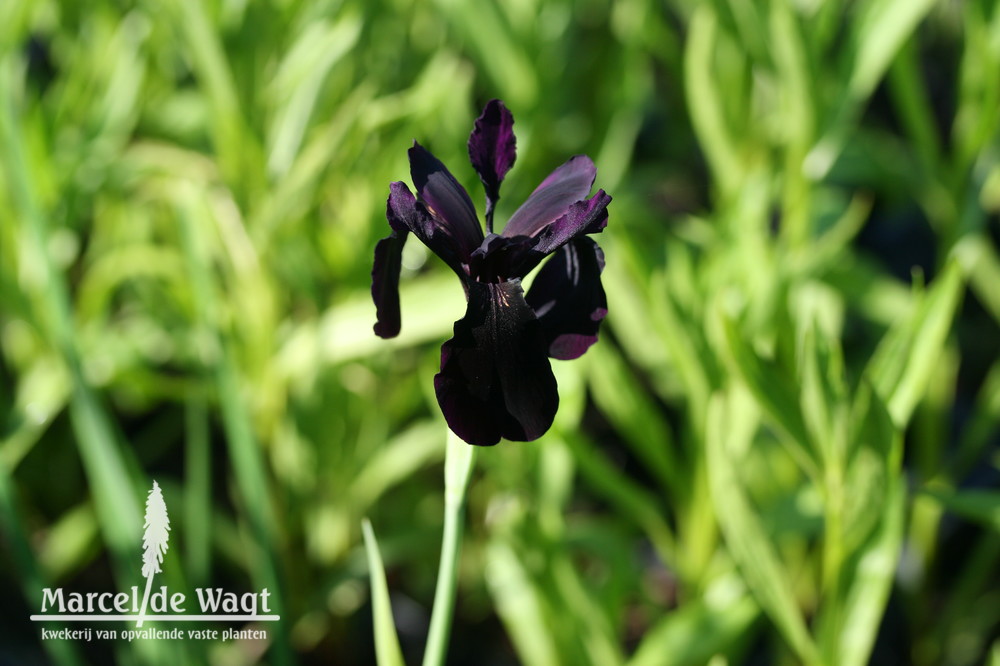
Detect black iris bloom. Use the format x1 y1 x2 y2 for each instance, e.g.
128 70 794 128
372 100 611 446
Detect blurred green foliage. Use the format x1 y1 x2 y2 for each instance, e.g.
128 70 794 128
1 0 999 665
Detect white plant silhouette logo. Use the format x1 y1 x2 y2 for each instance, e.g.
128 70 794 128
137 480 170 628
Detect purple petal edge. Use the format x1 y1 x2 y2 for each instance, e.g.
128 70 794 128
530 190 611 255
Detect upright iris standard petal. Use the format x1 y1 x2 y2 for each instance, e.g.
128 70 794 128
503 155 597 237
525 238 607 360
434 280 559 446
468 99 516 217
409 142 483 260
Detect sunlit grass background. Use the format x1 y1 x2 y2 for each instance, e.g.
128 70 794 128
2 0 999 664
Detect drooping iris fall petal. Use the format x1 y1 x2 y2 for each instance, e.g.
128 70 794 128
434 280 558 446
372 183 426 339
525 238 607 360
371 229 406 339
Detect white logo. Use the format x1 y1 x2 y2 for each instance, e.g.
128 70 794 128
138 480 170 627
31 481 279 642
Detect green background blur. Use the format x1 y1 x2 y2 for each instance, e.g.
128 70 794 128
2 0 999 664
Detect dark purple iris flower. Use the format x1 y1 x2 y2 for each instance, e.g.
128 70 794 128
371 100 611 446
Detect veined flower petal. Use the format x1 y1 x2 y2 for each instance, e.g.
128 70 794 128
503 155 597 237
434 280 558 446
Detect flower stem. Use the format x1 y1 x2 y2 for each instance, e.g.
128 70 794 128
485 199 495 234
422 431 477 666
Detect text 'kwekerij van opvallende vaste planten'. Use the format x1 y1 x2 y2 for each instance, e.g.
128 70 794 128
372 99 612 446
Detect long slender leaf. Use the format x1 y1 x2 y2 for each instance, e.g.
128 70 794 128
720 316 820 481
867 260 964 426
706 392 819 664
629 572 759 666
922 488 1000 531
834 479 905 666
362 519 407 666
485 540 560 666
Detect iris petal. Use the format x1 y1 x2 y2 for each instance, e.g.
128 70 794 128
375 181 478 338
504 190 611 277
434 280 559 446
468 99 516 216
529 189 611 255
525 238 607 359
371 228 407 339
371 183 421 339
386 180 467 277
503 155 597 237
409 142 483 260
